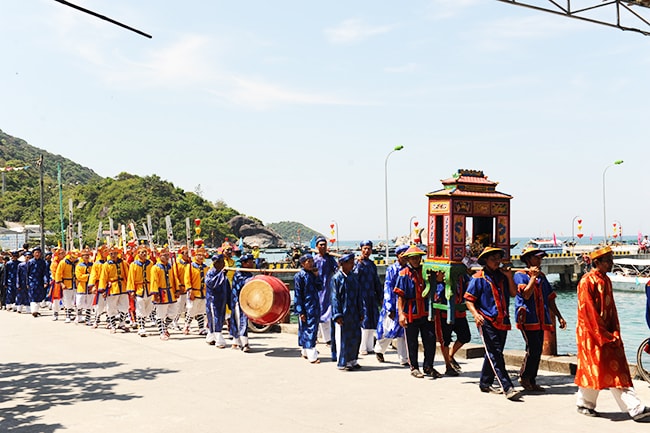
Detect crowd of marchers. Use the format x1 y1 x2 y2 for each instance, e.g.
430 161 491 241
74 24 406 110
0 237 649 423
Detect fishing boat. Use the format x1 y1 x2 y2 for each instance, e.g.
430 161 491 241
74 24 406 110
608 258 650 292
525 238 564 255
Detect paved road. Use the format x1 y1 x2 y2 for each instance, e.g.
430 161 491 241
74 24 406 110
1 309 649 433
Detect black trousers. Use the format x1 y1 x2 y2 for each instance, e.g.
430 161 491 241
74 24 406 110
520 329 544 383
405 316 436 370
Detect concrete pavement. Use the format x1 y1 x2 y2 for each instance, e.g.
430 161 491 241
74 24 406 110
1 309 649 433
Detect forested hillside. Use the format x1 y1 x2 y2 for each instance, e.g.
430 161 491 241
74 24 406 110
267 221 323 246
0 129 240 247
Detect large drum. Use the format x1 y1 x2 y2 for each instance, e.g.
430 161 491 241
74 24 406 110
240 275 291 326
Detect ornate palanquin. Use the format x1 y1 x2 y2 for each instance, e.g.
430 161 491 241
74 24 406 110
422 170 513 313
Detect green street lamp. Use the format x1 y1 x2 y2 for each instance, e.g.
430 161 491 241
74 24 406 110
384 145 404 263
602 160 624 244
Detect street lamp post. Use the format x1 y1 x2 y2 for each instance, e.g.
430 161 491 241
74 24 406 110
602 160 624 244
571 215 579 249
409 216 417 245
385 145 404 263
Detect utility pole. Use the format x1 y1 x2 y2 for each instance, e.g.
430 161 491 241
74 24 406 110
58 163 65 247
39 155 45 250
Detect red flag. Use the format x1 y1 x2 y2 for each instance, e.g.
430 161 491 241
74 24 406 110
553 232 557 246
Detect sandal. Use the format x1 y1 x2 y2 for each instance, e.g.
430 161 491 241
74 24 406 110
411 369 425 378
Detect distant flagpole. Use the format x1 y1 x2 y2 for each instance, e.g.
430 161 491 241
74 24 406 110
58 163 65 247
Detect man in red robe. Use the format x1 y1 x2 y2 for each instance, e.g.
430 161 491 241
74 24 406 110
575 246 650 422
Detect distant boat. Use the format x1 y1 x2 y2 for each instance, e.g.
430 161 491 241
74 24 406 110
608 258 650 292
525 238 564 255
566 242 639 255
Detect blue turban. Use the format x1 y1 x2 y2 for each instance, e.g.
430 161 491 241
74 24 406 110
360 240 373 248
299 253 313 264
315 236 327 245
338 253 355 264
395 244 410 255
32 246 42 253
240 253 254 262
211 253 224 262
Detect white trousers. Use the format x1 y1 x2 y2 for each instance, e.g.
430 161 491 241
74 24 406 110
374 337 408 363
360 329 375 353
94 294 107 317
175 293 187 318
135 296 154 319
577 386 645 417
106 294 129 317
186 297 206 318
62 289 76 309
206 332 227 347
155 303 175 321
301 347 319 362
318 321 331 343
76 293 93 310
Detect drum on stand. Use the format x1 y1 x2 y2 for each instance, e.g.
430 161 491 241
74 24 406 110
240 275 291 325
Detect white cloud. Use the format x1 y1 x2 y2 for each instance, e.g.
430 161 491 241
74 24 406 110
324 19 396 44
43 7 381 110
53 31 365 109
130 35 215 86
209 76 374 110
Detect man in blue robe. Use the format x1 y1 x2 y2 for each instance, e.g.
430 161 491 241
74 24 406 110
313 236 338 359
27 247 50 317
355 240 383 355
395 245 438 379
331 253 363 370
230 253 255 352
205 253 231 348
464 247 520 400
16 251 31 314
3 251 20 312
374 244 409 364
514 247 566 391
294 253 322 363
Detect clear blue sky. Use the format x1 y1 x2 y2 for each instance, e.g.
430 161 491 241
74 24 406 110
1 0 649 242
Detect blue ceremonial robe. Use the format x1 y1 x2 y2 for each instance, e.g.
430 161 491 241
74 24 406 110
313 253 338 322
205 267 231 333
513 271 555 330
354 257 382 330
230 270 253 338
27 257 50 303
376 261 405 340
294 268 322 350
331 269 362 368
16 261 29 306
3 258 19 305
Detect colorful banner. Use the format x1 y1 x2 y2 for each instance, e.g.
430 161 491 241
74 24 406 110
0 165 30 172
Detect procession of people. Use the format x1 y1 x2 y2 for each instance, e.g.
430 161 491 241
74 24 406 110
0 239 649 423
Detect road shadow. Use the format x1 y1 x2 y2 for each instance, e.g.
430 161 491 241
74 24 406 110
0 361 177 433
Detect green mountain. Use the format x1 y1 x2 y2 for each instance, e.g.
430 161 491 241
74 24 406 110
0 129 242 248
267 221 323 246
